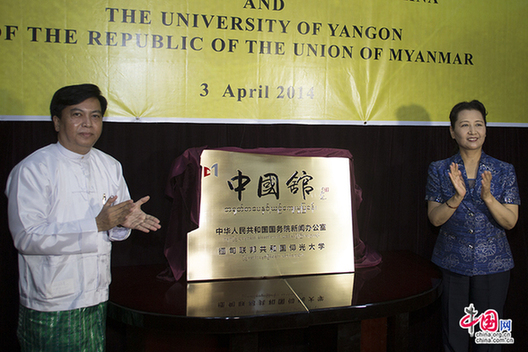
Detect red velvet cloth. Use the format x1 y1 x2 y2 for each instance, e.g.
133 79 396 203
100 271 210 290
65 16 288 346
164 147 382 281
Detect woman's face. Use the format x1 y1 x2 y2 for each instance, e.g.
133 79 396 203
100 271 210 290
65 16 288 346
450 109 486 151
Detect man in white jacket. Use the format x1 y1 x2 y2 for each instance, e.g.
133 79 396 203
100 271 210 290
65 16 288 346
6 84 161 351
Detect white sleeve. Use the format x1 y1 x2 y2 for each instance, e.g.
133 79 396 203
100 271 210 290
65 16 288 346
108 226 131 241
107 162 132 242
6 163 99 256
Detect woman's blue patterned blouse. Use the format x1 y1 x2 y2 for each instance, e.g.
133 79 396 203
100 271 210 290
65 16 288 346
425 152 520 276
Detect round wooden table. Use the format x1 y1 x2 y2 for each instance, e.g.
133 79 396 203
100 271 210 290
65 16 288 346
108 251 441 351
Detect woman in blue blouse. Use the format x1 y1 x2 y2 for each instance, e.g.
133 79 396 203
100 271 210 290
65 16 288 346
426 100 520 351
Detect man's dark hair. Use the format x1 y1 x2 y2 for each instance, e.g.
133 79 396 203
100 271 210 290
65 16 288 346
449 100 487 128
50 84 108 119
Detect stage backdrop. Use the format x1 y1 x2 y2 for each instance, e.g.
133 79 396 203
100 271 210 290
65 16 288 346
1 0 527 126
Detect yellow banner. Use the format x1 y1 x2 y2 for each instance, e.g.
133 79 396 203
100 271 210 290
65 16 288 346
1 0 527 125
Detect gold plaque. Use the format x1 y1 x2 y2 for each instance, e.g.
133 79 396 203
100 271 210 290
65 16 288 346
187 278 307 317
187 150 355 281
186 273 354 317
286 273 355 311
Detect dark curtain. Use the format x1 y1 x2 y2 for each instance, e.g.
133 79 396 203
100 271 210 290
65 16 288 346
1 121 527 351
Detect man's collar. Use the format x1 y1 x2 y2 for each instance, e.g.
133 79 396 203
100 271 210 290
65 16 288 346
56 141 92 160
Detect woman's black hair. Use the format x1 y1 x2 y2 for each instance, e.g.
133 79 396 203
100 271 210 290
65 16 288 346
449 100 487 128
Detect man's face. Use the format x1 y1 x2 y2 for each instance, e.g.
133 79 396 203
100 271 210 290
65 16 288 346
53 97 103 155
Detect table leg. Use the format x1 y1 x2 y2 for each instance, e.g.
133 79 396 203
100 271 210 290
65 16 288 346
360 317 387 352
230 332 258 352
337 322 361 351
388 313 409 352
